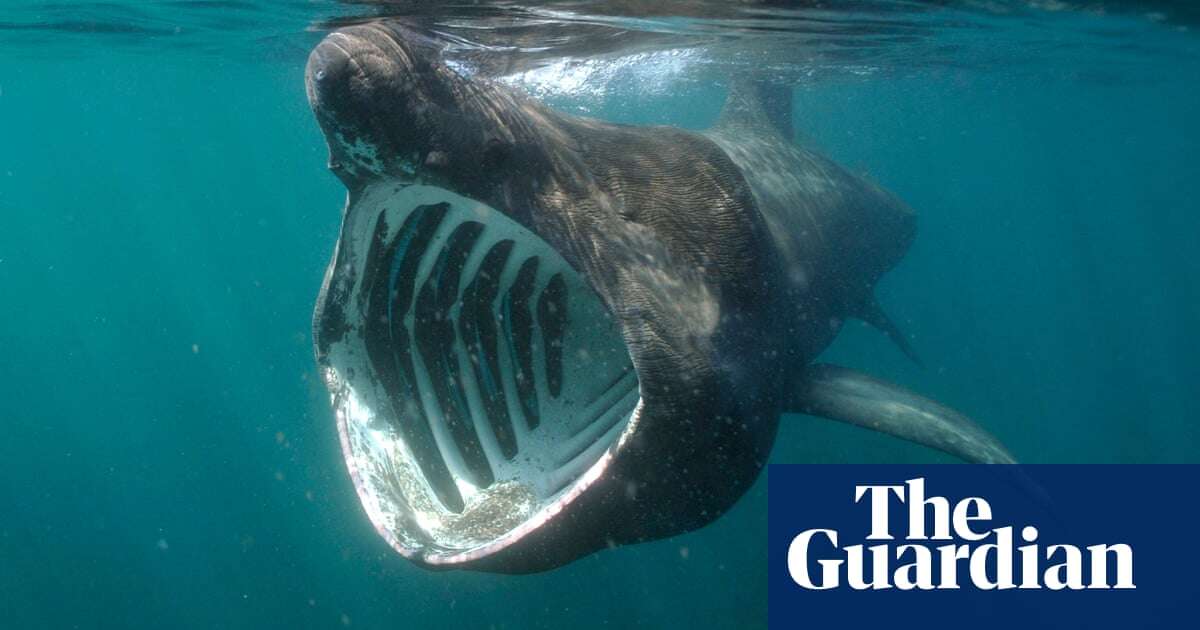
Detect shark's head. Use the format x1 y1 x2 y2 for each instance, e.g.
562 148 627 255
305 23 785 572
306 23 550 206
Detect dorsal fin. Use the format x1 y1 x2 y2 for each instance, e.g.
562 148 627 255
716 76 793 140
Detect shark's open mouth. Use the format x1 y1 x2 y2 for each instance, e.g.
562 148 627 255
317 182 641 563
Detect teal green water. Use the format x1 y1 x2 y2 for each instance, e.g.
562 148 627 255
2 3 1199 628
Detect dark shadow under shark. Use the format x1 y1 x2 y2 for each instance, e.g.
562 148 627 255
303 21 1014 573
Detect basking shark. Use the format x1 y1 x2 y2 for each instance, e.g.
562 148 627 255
304 22 1014 573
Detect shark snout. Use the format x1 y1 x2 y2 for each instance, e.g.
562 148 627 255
306 36 350 92
305 30 376 114
306 24 429 107
306 27 424 184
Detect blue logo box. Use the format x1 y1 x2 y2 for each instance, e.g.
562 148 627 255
767 465 1197 629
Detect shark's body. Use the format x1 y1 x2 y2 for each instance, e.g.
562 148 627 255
305 22 1013 573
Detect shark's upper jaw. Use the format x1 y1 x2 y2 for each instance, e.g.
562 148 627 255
314 180 642 564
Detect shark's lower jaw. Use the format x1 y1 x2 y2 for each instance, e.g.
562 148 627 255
317 182 640 564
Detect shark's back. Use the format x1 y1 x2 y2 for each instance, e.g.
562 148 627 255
704 81 917 361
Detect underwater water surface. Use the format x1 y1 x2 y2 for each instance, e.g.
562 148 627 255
1 1 1198 628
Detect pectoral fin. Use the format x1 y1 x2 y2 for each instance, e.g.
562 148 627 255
789 363 1015 464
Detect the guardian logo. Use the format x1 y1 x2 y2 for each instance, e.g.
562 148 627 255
788 478 1135 591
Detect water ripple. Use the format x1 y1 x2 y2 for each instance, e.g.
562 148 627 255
0 1 1194 83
